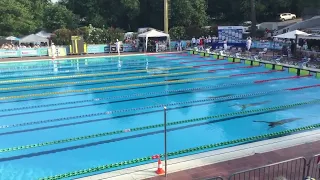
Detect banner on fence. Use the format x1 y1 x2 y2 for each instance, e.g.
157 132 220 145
38 48 49 56
87 45 107 54
251 41 284 50
20 49 38 57
0 50 19 58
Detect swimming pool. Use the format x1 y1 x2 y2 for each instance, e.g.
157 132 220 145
0 53 319 180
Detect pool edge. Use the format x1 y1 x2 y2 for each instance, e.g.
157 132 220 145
75 129 320 180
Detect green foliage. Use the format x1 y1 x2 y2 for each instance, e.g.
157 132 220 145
0 0 45 36
51 26 124 45
169 0 208 27
52 28 72 45
1 0 320 38
43 4 79 31
169 26 186 40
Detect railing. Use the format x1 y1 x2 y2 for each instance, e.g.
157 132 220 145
228 157 307 180
203 177 224 180
204 154 320 180
306 153 320 179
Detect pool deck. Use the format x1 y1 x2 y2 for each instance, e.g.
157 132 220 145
75 129 320 180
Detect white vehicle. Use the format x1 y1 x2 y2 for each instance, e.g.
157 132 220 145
279 13 296 21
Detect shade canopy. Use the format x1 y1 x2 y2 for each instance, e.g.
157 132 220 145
138 29 170 52
273 30 310 39
5 36 20 41
138 30 170 38
297 35 320 40
36 31 52 38
19 34 49 44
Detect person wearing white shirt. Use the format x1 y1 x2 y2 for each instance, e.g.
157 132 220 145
223 39 228 51
115 39 121 55
246 37 252 51
155 41 159 52
177 40 182 51
196 38 200 46
191 37 196 47
51 43 56 60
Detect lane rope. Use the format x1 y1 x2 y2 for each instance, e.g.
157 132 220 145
0 65 197 84
0 83 319 130
0 73 303 112
0 62 239 84
38 121 320 180
0 60 181 78
0 70 208 91
0 66 260 91
0 70 281 100
0 57 174 72
1 99 319 154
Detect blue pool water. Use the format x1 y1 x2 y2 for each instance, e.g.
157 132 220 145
0 53 319 180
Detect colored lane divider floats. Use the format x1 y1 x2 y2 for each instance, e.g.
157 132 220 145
0 57 185 74
0 75 311 112
38 121 320 180
0 87 294 128
1 98 320 154
0 62 240 84
0 70 283 100
0 55 220 77
0 66 262 91
1 83 318 130
180 59 226 64
0 70 208 91
0 65 194 84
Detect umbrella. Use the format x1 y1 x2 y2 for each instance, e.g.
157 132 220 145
5 36 20 41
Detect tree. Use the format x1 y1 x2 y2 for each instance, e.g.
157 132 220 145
43 4 79 31
0 0 45 36
170 0 208 27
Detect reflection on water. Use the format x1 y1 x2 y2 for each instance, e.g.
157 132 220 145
53 61 58 73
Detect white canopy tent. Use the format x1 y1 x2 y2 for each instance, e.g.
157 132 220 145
19 34 49 44
5 36 20 41
273 30 310 39
138 30 170 51
36 31 52 38
297 35 320 40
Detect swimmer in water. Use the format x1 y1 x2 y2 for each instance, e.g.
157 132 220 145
229 100 270 111
207 94 234 99
165 79 181 82
253 118 302 130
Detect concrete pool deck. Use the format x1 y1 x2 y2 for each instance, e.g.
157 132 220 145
75 129 320 180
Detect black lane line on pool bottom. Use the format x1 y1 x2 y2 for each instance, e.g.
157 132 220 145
0 94 274 136
0 79 205 104
0 108 288 162
0 70 280 104
0 70 213 94
0 63 194 86
0 58 214 85
0 73 241 104
0 81 258 116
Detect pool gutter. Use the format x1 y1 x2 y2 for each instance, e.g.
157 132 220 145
75 129 320 180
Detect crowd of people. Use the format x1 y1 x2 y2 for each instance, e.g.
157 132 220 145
0 43 48 50
191 36 218 48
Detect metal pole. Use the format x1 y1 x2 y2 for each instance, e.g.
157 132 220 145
164 106 168 177
164 0 169 33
